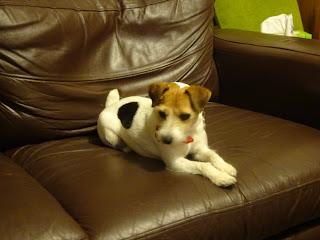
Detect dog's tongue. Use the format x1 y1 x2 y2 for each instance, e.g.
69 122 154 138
183 136 193 144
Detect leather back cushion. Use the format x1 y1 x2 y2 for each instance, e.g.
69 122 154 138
0 0 217 150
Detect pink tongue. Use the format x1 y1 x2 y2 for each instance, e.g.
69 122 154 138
183 136 193 144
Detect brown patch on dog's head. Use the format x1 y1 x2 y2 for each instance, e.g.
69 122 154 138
185 85 211 113
149 82 171 107
149 82 211 112
148 82 211 144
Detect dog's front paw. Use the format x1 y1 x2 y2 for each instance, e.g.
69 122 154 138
221 163 237 177
210 158 237 177
207 171 237 187
207 152 237 178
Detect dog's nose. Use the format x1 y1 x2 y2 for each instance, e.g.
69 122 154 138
161 135 173 145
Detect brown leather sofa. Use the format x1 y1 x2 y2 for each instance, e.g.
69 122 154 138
298 0 320 39
1 1 320 240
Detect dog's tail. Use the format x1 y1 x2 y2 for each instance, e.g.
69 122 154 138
105 89 120 107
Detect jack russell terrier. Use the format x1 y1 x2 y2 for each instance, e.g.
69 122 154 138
97 82 237 187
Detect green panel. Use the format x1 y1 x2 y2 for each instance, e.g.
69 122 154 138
215 0 304 32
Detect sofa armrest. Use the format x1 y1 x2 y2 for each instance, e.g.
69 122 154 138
0 153 87 240
213 28 320 129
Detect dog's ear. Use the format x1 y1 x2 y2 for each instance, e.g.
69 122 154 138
185 85 211 112
148 82 170 107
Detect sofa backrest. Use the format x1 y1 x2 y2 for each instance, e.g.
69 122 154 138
0 0 217 150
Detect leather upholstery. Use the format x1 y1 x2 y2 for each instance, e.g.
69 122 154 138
0 0 217 150
1 0 320 240
214 28 320 130
298 0 320 39
6 103 320 240
269 219 320 240
0 153 87 240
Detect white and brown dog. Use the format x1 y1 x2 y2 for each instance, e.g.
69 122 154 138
97 82 237 187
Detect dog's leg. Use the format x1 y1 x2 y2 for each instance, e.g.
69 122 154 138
98 112 131 153
193 147 237 177
167 157 236 187
98 128 130 151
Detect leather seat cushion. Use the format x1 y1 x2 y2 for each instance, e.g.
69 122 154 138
6 103 320 240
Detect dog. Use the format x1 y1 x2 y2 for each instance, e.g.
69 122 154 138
97 82 237 187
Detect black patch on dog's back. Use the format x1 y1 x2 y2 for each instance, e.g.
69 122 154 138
117 102 139 129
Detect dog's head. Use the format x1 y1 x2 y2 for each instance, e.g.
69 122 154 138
148 82 211 145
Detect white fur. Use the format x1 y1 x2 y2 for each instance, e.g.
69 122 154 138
97 87 237 187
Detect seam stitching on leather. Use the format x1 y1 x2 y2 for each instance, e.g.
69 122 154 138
214 35 320 57
0 0 174 12
0 3 118 12
0 38 212 83
123 177 320 240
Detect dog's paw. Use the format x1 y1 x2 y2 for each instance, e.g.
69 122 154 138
210 159 237 177
207 171 237 187
220 163 237 177
206 152 237 178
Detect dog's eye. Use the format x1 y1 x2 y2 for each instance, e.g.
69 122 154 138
179 113 190 121
158 110 167 119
